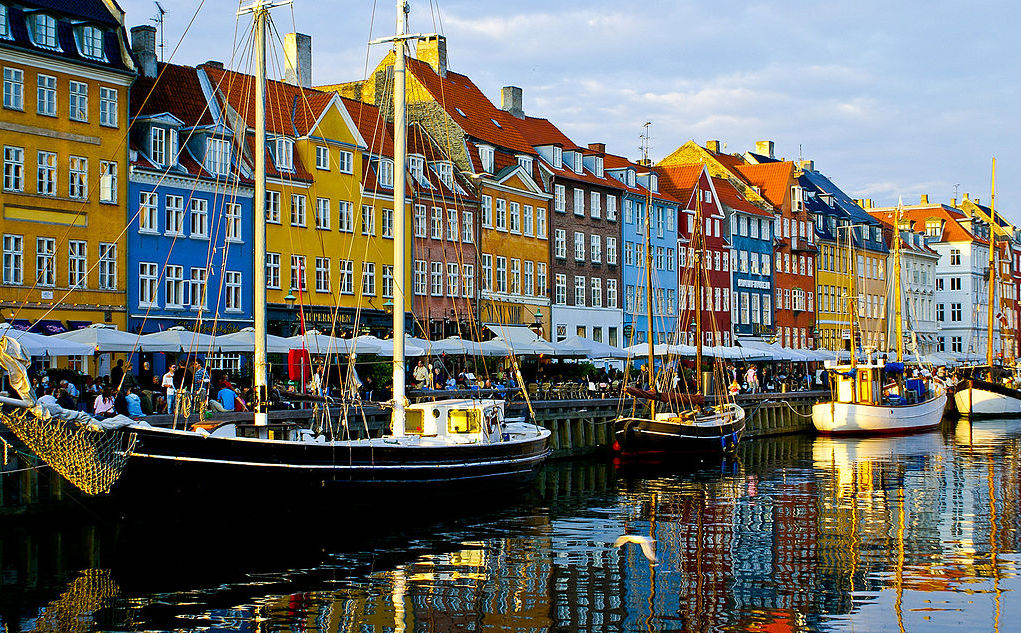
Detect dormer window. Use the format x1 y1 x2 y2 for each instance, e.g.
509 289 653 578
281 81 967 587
77 25 105 60
275 137 293 170
379 159 394 188
925 219 942 238
552 146 563 169
31 14 58 50
432 161 453 188
478 145 494 173
574 152 583 173
150 127 166 166
205 138 231 175
627 169 636 188
0 6 10 39
650 173 658 194
517 155 532 174
791 185 804 213
594 156 604 178
408 155 424 182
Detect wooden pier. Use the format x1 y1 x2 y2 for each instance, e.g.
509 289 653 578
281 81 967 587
0 391 825 514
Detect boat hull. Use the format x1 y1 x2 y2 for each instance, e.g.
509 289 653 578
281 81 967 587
812 391 947 435
954 379 1021 418
614 404 745 456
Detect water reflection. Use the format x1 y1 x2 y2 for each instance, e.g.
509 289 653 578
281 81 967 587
2 422 1021 632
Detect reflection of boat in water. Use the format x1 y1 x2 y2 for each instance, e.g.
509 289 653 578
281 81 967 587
954 417 1021 448
812 430 945 471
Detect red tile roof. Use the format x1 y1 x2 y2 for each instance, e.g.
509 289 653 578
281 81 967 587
712 177 772 218
892 205 986 245
203 65 335 137
509 115 581 150
733 162 794 209
405 57 535 155
131 63 214 125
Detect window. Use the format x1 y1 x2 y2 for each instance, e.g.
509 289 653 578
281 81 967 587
510 259 520 294
950 248 961 266
35 151 56 195
478 145 494 172
315 198 331 230
431 261 444 296
414 260 427 295
591 277 602 307
517 155 532 173
574 231 585 261
624 242 633 266
225 203 242 241
447 262 459 297
555 274 567 304
150 127 166 165
266 253 280 289
383 208 394 238
165 265 185 307
462 264 474 298
574 189 585 216
431 207 443 239
951 336 962 353
537 262 547 296
34 237 54 287
462 210 474 243
225 271 242 312
190 268 207 310
190 199 208 238
951 303 961 321
32 14 58 48
68 81 88 122
606 195 617 221
523 260 534 296
205 138 231 175
315 145 330 170
379 160 394 187
537 208 547 239
290 255 307 291
338 150 353 174
383 265 394 298
590 191 601 219
266 191 281 223
495 198 507 230
481 196 493 227
290 194 306 227
2 234 22 285
936 303 945 321
555 184 566 213
0 6 8 39
447 208 458 241
575 276 586 306
625 199 634 224
3 145 23 191
606 279 618 308
138 262 158 306
606 237 617 265
99 87 117 127
521 204 535 237
139 192 158 233
950 277 961 291
362 206 376 236
275 137 293 170
493 256 509 294
554 229 567 259
625 285 635 312
481 254 492 291
35 73 55 115
164 195 184 235
414 204 427 237
67 156 87 199
433 161 453 187
591 235 602 263
77 25 105 59
98 242 118 289
2 67 22 110
66 240 87 289
509 202 521 233
99 160 116 203
362 262 376 296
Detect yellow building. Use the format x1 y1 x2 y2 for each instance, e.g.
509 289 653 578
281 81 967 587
203 55 411 337
1 2 135 334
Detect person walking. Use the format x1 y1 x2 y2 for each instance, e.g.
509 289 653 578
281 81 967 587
745 365 759 394
412 359 430 389
162 365 177 414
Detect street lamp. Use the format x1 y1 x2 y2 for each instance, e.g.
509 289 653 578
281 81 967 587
284 292 296 308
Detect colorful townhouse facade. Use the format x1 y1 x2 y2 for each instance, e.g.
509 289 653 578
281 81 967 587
503 96 624 346
605 153 680 347
656 165 733 347
1 1 135 334
126 40 254 342
332 36 551 336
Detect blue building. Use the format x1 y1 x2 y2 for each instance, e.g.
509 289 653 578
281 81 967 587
606 154 680 346
716 176 775 340
126 61 254 369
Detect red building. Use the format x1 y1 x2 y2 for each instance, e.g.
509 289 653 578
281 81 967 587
657 165 733 346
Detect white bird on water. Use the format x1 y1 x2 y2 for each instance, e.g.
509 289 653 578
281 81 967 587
614 534 657 563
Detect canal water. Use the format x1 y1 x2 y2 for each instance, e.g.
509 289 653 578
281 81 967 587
1 419 1019 632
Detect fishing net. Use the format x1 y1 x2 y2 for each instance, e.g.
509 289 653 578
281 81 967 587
0 408 133 495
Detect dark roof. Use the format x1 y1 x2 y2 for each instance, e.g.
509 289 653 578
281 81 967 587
745 151 779 164
0 3 132 74
22 0 121 27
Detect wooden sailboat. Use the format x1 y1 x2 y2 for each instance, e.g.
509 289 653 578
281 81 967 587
613 125 745 457
812 200 947 434
954 158 1021 417
0 0 550 499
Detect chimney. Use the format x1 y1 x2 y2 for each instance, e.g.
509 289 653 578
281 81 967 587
951 197 957 207
130 25 157 78
755 140 775 159
284 32 312 88
705 140 722 153
964 192 971 201
500 86 524 119
920 194 929 204
417 35 448 77
588 142 606 153
798 159 814 172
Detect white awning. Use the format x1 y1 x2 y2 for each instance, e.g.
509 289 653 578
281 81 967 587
0 324 93 357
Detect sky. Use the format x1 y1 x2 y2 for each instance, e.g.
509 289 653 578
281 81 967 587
121 0 1021 221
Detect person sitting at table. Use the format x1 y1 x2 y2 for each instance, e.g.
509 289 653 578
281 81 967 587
124 386 144 418
94 388 116 417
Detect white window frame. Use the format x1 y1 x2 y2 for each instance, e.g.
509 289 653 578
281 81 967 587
99 86 117 127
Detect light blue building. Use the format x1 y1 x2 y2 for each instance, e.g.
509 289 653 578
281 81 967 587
126 62 254 372
606 155 680 346
718 176 775 340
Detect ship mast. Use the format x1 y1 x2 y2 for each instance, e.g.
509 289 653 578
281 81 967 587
893 198 904 362
641 123 656 416
986 157 997 367
390 0 409 436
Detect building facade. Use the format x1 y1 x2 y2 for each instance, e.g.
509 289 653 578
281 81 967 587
1 1 135 334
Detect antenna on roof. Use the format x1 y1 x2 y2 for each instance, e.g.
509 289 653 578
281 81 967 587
152 2 166 62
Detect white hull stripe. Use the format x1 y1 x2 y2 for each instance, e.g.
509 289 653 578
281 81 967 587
126 451 550 470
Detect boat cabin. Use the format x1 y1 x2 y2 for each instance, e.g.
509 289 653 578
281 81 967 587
824 360 932 406
402 399 507 443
